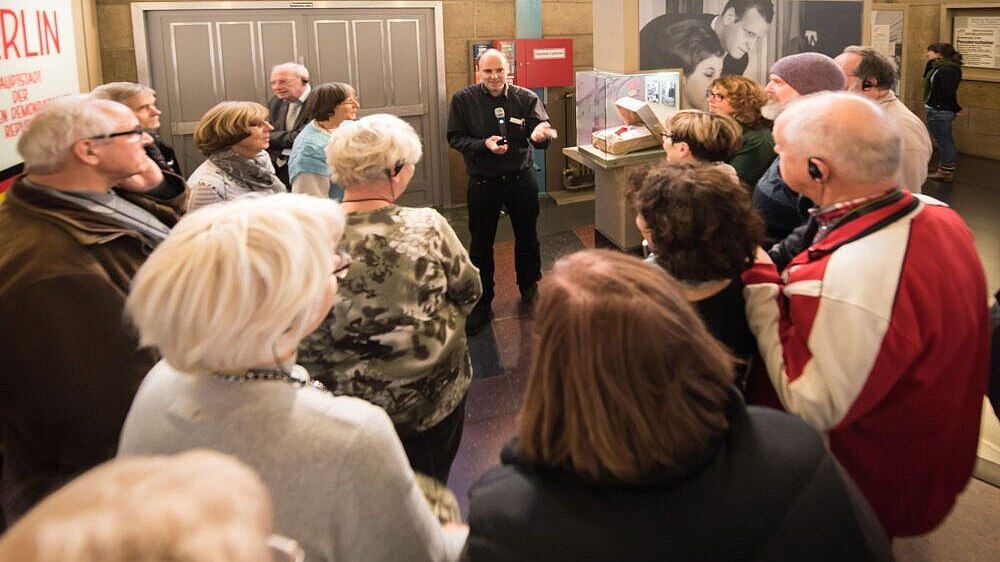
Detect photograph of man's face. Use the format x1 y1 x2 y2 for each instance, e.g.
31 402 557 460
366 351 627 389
718 4 772 60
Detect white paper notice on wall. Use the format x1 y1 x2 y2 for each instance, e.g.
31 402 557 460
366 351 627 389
953 16 1000 69
872 24 892 58
534 48 566 60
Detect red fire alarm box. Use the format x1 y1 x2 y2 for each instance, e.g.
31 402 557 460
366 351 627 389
514 38 574 88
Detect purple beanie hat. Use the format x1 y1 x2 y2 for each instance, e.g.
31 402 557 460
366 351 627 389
768 52 846 95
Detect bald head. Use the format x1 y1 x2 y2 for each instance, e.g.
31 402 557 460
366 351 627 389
477 49 510 96
775 93 900 194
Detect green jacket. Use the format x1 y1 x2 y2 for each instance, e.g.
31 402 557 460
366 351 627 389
729 125 776 188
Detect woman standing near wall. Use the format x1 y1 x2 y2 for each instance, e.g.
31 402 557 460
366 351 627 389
924 42 963 183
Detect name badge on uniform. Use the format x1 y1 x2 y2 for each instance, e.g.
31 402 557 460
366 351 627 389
510 117 525 126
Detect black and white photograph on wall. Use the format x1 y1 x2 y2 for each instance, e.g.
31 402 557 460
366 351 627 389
639 0 863 109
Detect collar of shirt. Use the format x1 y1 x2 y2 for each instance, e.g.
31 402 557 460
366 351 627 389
294 83 312 104
809 188 899 244
478 81 508 98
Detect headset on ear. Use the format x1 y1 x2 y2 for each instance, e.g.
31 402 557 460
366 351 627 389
387 161 405 178
807 158 823 181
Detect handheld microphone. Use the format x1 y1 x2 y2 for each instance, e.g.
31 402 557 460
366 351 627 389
494 107 508 145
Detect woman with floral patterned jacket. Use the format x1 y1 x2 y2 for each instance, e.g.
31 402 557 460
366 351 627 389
298 114 482 484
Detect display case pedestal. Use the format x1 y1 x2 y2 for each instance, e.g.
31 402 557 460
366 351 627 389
564 145 664 251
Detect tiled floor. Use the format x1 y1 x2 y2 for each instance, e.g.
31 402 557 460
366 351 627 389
442 153 1000 557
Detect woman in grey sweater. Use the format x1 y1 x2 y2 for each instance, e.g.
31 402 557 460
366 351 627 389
119 193 465 562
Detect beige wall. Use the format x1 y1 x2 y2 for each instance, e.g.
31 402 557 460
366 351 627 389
95 0 593 204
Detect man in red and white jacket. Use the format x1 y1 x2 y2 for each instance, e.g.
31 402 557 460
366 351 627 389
743 92 990 537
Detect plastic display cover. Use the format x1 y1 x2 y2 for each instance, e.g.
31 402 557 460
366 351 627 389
575 70 681 160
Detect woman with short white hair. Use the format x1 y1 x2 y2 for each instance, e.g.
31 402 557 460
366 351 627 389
119 193 465 562
298 114 482 484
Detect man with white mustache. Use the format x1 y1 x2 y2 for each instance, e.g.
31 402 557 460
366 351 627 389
752 52 845 259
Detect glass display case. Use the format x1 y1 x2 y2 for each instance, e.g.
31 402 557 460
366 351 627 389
575 69 681 161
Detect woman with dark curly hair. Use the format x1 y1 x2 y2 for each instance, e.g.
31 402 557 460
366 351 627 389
640 18 725 111
628 161 763 383
707 75 777 186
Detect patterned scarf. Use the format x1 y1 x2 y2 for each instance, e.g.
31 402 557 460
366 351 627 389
208 149 286 193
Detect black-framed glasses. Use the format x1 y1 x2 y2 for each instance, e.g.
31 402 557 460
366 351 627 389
332 249 352 280
705 90 727 101
660 132 673 143
87 126 146 143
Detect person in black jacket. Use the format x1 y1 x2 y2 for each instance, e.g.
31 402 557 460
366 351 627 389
467 249 892 562
924 42 963 182
447 49 556 335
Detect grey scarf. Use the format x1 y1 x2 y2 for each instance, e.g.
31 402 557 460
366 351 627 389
208 149 285 192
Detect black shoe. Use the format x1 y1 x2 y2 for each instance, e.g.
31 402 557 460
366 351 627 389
520 283 538 307
465 306 493 336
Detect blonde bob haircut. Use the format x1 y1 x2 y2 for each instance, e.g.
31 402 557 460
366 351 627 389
517 249 735 483
126 193 346 374
194 101 269 156
0 450 273 562
667 109 743 163
326 113 423 187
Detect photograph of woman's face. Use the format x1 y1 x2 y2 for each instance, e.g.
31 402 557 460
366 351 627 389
683 55 723 111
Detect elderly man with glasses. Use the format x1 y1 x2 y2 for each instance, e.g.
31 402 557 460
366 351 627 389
0 95 186 525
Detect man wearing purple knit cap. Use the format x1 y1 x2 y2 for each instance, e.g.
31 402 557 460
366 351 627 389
752 52 846 267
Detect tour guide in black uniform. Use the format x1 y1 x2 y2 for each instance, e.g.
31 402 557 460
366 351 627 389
448 49 557 335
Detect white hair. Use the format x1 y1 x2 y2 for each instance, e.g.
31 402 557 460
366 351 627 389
90 82 155 104
271 62 309 81
777 92 900 183
326 113 423 186
0 450 272 562
126 193 346 374
17 95 121 174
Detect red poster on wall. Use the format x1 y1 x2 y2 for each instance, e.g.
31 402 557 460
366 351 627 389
0 0 81 196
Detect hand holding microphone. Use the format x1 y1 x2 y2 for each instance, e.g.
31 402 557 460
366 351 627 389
488 107 510 154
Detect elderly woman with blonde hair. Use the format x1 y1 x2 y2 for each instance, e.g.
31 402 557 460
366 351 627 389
186 101 285 211
118 193 465 562
297 114 481 484
466 249 892 561
0 450 281 562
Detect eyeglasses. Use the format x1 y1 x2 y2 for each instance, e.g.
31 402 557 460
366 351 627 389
660 132 673 143
340 96 360 107
705 90 727 101
87 126 146 143
268 534 305 562
332 248 352 280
